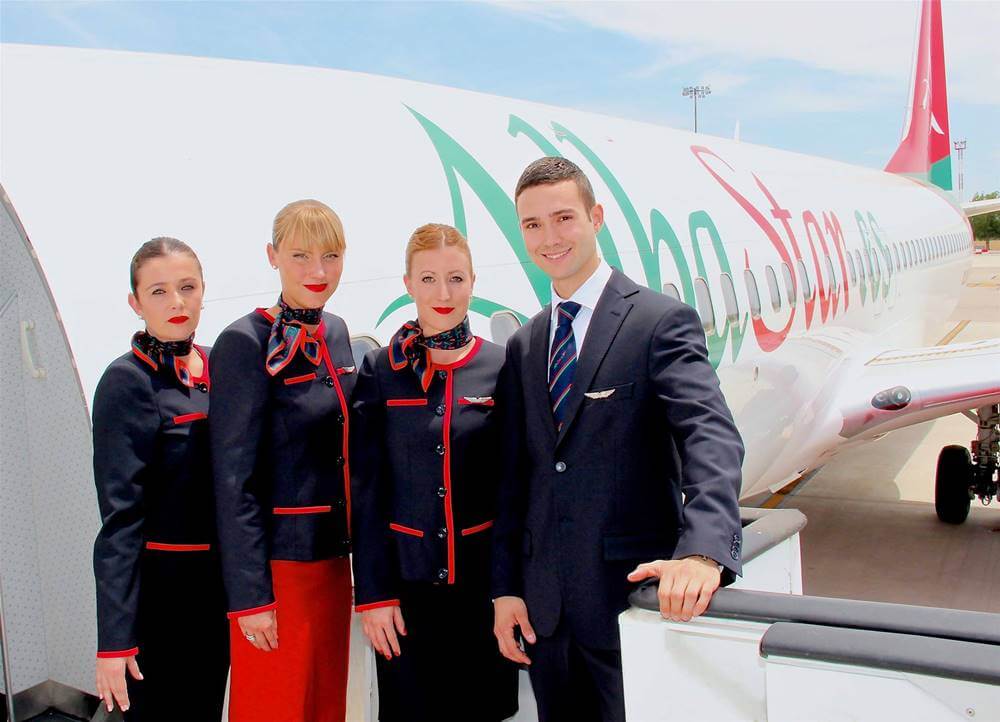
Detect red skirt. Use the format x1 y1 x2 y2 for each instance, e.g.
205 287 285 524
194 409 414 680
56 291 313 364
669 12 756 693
228 558 352 722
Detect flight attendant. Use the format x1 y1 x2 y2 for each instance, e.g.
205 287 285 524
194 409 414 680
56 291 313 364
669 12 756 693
211 199 355 722
93 237 228 720
351 223 518 722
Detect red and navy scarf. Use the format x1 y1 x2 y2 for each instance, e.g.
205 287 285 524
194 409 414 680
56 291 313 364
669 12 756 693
131 331 206 389
265 296 324 376
389 317 473 391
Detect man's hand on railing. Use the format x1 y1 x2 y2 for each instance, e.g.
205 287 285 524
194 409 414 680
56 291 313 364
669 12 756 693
627 557 722 622
493 595 536 664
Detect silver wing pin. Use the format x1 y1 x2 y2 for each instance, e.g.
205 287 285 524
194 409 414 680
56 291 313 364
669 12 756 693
463 396 494 404
584 388 616 400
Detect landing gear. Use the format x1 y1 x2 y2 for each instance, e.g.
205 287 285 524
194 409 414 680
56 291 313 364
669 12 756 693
935 404 1000 525
935 446 973 524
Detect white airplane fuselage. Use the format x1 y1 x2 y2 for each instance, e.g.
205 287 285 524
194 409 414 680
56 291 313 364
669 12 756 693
0 44 974 500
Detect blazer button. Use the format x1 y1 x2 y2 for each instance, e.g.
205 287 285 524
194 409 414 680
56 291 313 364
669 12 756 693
323 376 335 387
436 443 446 456
334 498 345 509
435 404 446 416
437 567 449 581
196 382 208 393
437 370 448 380
437 487 447 498
436 527 448 539
336 456 345 466
337 413 345 424
554 461 567 473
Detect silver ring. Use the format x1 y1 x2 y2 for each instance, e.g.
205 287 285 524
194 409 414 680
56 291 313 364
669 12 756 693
245 633 256 642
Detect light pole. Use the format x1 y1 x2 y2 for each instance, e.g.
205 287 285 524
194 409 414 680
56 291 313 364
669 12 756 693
953 139 966 201
682 85 711 133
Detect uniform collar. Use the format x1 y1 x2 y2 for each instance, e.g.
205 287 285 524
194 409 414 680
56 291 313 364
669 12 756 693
549 259 613 320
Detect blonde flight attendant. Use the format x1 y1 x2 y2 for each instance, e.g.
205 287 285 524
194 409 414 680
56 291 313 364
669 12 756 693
211 200 356 721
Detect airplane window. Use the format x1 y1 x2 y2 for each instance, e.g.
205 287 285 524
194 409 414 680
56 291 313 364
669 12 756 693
920 238 927 262
744 269 762 319
765 265 781 311
720 273 740 324
662 282 681 301
796 259 813 300
825 255 838 293
693 277 716 335
781 262 796 307
489 310 522 346
846 252 857 285
350 335 381 369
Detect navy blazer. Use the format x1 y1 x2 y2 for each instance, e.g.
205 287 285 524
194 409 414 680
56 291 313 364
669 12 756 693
210 309 356 617
350 337 504 610
492 269 745 649
92 345 215 655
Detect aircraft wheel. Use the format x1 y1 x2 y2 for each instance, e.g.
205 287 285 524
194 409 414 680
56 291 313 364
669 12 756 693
935 445 973 524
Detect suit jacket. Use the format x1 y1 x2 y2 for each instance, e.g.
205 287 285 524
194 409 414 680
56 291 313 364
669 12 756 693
210 309 356 618
350 337 504 610
492 268 744 649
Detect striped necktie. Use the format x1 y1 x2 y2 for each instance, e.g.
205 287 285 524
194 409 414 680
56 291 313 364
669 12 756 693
549 301 581 431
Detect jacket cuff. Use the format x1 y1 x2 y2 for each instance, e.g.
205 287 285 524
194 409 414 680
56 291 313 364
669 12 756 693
97 647 139 659
355 599 401 612
226 600 277 620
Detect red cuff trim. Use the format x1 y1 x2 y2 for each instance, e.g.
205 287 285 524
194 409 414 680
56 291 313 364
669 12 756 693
145 542 211 552
284 372 317 386
173 412 207 425
355 599 401 612
97 647 138 659
389 522 425 538
386 398 428 407
461 520 494 536
227 601 277 620
273 505 332 515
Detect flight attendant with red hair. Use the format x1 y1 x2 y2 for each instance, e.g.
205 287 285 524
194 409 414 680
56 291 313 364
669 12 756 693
211 200 356 721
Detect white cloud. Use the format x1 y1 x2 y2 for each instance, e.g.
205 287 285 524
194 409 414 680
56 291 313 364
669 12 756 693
493 0 1000 106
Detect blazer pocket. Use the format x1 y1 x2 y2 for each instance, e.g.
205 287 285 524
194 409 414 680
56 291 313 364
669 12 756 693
283 373 317 386
389 522 425 538
584 382 634 401
386 399 428 408
602 533 675 562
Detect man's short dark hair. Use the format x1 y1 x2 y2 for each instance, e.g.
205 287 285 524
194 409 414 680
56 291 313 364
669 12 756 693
514 157 596 213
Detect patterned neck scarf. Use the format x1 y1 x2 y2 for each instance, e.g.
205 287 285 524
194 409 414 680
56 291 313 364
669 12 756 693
265 296 324 376
131 331 207 389
388 316 473 391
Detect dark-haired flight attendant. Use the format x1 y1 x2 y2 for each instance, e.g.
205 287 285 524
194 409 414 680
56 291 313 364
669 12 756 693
351 223 518 722
93 237 228 720
211 200 355 722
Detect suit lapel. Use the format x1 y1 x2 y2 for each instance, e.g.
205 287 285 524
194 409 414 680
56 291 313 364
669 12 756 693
527 305 557 446
556 270 636 447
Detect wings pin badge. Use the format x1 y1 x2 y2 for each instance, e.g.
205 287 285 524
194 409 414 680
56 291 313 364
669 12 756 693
462 396 494 404
584 388 616 400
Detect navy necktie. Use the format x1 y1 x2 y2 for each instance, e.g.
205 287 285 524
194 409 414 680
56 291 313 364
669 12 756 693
549 301 581 431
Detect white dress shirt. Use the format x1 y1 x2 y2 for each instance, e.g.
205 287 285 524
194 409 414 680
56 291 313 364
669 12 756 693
548 260 614 360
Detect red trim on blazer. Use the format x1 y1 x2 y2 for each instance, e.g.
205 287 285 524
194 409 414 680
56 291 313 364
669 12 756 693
336 366 355 376
131 344 158 371
272 505 332 515
189 344 211 390
460 520 494 536
457 397 495 407
96 647 139 659
389 522 425 538
227 601 278 620
385 398 428 407
173 412 208 425
442 371 457 584
283 372 317 386
355 599 401 612
430 336 484 371
145 541 211 551
319 337 353 533
255 307 276 322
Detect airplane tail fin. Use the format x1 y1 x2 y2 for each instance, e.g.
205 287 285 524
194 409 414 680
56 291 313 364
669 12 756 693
885 0 952 191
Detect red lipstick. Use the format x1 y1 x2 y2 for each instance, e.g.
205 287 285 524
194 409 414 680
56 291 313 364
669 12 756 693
433 307 455 315
168 315 189 324
304 284 328 292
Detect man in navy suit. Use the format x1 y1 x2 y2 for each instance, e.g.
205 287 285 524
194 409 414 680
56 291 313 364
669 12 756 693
492 157 744 721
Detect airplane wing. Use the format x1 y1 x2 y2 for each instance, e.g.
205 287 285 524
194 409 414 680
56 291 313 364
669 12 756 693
963 198 1000 218
837 337 1000 440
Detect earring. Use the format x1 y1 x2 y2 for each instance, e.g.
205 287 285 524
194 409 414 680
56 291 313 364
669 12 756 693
272 265 278 270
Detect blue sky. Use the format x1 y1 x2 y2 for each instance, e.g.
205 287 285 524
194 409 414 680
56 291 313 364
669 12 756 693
3 0 998 197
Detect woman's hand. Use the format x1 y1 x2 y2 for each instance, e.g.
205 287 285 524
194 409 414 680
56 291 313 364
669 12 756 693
238 609 278 652
95 655 143 713
361 606 406 660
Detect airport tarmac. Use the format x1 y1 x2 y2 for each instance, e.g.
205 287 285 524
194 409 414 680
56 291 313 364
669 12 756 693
751 251 1000 613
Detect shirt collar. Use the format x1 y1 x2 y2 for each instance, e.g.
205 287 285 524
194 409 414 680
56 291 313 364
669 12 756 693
550 260 613 320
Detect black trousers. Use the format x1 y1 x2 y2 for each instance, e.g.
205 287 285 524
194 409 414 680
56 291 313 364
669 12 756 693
375 580 519 722
124 552 229 722
527 620 625 722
